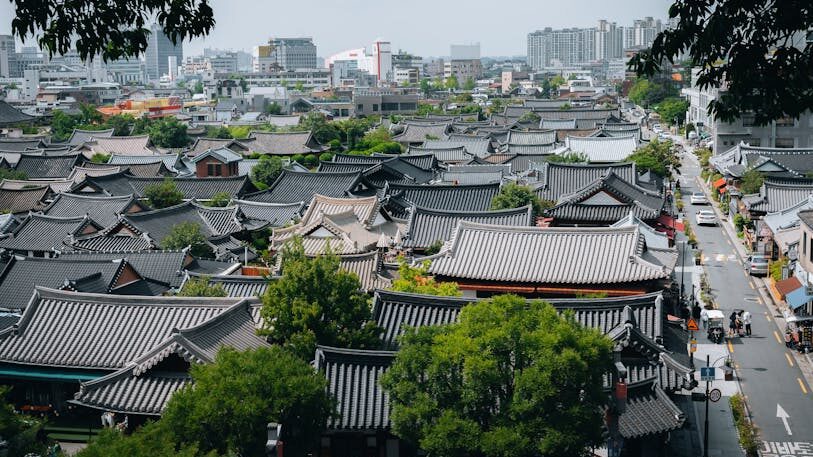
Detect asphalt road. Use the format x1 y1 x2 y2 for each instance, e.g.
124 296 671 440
678 144 813 455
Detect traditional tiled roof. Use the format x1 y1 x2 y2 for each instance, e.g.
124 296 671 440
0 186 49 214
69 165 123 183
385 182 500 218
70 233 155 252
501 153 552 173
43 193 141 227
392 123 449 144
0 287 243 370
233 199 304 230
187 138 250 157
302 194 381 227
72 299 267 415
315 346 396 430
189 147 243 164
374 153 437 171
619 380 685 439
422 136 492 158
183 272 272 298
425 223 671 285
403 205 532 250
743 180 813 214
539 118 577 129
273 210 400 256
331 251 391 292
440 170 504 185
108 153 181 172
547 171 665 223
126 176 251 200
564 135 638 163
503 143 558 155
0 138 47 152
243 170 364 204
533 161 639 203
84 135 154 156
14 154 80 178
119 201 242 244
0 213 101 253
0 101 35 126
371 290 665 350
246 131 325 156
0 213 19 235
0 257 144 310
57 250 195 288
504 129 556 145
611 211 670 249
406 146 472 164
68 128 114 146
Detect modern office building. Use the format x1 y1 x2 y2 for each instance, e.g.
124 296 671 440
325 39 392 83
0 35 17 78
144 23 184 81
267 37 317 71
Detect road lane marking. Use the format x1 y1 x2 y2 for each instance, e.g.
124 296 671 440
726 238 732 246
774 331 783 344
758 296 764 305
777 404 793 435
743 270 749 278
786 353 794 367
727 340 735 353
799 378 809 395
750 282 755 290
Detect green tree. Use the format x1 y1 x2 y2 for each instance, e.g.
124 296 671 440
739 169 765 194
390 260 460 296
0 387 47 456
518 111 541 124
146 117 190 148
445 75 459 91
144 178 184 209
265 101 283 115
178 275 227 297
381 294 613 457
250 155 283 188
294 81 305 92
162 221 214 258
104 114 136 135
299 111 340 144
79 103 103 124
462 77 476 91
260 239 380 360
655 97 690 126
631 0 813 124
625 139 680 178
206 126 233 139
193 81 204 94
50 109 79 142
420 78 432 96
491 182 551 217
546 152 588 163
550 75 566 88
207 191 232 208
239 78 248 93
488 97 504 115
0 168 28 181
76 421 203 457
163 347 334 457
90 153 111 164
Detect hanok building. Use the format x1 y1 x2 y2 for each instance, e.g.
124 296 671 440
190 147 243 178
43 193 147 227
318 155 436 187
423 222 676 298
562 135 638 163
187 137 251 158
422 134 493 159
243 170 373 204
246 131 326 156
71 172 253 201
0 213 104 257
0 287 264 425
11 153 81 180
742 178 813 219
391 122 450 147
384 182 501 219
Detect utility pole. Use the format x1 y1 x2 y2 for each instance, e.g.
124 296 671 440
704 354 710 457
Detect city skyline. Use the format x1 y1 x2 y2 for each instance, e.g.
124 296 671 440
0 0 672 59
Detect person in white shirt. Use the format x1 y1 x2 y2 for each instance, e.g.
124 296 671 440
743 310 752 336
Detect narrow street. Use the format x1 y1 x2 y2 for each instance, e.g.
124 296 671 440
679 145 813 456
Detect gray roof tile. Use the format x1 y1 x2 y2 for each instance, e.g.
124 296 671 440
403 205 532 249
14 154 80 178
44 193 139 227
247 131 324 156
385 182 500 218
244 170 364 204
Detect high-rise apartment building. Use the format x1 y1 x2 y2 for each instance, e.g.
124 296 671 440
267 37 317 71
0 35 17 78
632 17 663 49
144 24 184 81
595 20 623 61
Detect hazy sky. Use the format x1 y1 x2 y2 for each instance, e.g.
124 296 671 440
1 0 673 58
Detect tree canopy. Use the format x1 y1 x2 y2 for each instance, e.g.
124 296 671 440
144 178 184 209
546 152 588 164
162 222 214 258
381 294 613 457
629 0 813 124
250 155 284 189
491 182 551 217
654 97 690 125
9 0 215 62
260 239 380 360
625 139 680 178
739 169 765 194
390 260 461 297
143 117 190 148
178 275 227 297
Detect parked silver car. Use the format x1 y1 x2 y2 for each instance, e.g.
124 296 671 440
745 254 769 276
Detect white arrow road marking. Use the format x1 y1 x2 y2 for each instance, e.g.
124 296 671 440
777 404 792 436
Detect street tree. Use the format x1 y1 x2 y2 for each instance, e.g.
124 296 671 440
162 222 214 259
462 77 476 91
445 75 459 91
260 239 380 360
655 97 690 125
144 178 184 209
381 294 613 457
625 139 680 178
630 0 813 124
491 182 551 217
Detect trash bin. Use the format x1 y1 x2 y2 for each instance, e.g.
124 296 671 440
723 366 734 381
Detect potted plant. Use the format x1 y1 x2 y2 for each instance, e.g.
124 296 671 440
694 250 702 265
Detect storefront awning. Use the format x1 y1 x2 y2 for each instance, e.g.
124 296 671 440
786 286 813 310
776 277 802 298
713 178 727 189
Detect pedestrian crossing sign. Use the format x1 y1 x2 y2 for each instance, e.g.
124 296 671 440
687 318 699 331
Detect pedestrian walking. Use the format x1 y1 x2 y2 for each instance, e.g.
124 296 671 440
729 311 738 337
700 307 709 329
743 310 752 336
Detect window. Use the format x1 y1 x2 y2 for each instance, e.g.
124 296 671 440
747 138 761 146
741 113 756 127
207 163 222 176
372 104 379 112
776 116 796 127
775 138 795 148
357 104 363 111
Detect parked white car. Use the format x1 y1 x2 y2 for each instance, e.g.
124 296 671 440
690 192 708 205
695 210 718 226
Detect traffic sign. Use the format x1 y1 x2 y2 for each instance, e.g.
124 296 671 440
708 389 722 402
687 318 699 331
700 366 715 381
